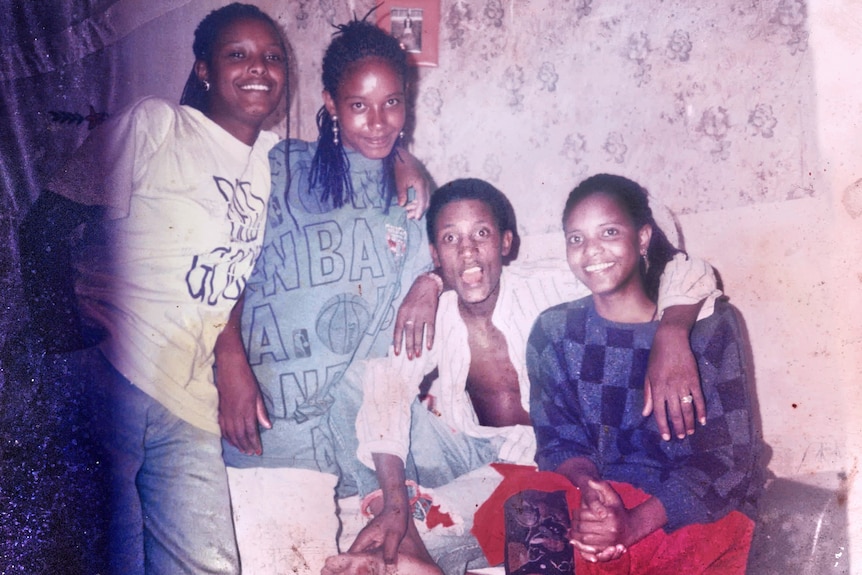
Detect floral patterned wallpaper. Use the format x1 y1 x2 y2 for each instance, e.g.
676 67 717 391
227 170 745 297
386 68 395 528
265 0 835 481
274 0 817 236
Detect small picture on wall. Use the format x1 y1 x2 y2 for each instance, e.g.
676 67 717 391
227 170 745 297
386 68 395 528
377 0 440 67
390 8 423 53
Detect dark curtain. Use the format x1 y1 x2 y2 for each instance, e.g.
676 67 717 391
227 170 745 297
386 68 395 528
0 2 188 571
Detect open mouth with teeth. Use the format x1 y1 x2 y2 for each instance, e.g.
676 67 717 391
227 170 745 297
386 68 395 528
584 262 614 273
239 83 272 92
461 265 483 284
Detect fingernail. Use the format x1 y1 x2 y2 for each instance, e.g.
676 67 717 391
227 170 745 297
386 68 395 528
662 433 671 441
700 417 707 426
677 433 685 439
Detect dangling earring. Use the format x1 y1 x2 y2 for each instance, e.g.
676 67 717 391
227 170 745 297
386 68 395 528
399 130 405 141
332 115 340 146
202 80 211 92
641 250 649 274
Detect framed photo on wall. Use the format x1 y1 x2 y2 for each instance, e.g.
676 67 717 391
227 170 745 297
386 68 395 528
376 0 440 67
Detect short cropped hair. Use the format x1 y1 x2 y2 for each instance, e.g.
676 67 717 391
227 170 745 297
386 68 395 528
426 178 519 260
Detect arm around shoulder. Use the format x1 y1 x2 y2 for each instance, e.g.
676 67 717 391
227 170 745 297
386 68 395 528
393 146 434 219
646 253 722 439
656 253 721 321
655 300 761 530
393 270 444 359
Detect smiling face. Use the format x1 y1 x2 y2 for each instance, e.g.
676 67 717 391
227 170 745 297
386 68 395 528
564 192 652 304
196 17 286 145
430 199 513 316
323 56 406 160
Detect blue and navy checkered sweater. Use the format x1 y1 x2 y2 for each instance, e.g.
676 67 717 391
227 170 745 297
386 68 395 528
527 297 762 532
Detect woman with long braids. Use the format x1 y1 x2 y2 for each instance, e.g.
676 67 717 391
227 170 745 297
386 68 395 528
18 4 288 573
214 13 433 574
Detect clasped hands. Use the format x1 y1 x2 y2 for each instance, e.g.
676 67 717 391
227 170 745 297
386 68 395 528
568 479 631 564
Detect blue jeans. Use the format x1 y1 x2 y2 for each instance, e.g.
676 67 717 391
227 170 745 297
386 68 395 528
81 349 239 574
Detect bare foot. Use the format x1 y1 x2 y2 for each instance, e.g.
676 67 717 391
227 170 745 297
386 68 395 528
321 550 443 575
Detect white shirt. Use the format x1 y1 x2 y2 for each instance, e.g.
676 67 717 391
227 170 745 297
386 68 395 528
49 96 279 432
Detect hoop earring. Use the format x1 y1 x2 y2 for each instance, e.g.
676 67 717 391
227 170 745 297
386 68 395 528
202 80 211 92
332 115 340 146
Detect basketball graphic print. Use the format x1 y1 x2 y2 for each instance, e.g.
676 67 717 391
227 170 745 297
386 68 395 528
316 293 371 355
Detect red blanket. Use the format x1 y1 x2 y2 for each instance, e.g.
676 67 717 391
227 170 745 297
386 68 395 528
472 464 754 575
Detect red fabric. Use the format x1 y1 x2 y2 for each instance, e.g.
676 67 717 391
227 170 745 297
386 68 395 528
426 504 456 529
472 464 754 575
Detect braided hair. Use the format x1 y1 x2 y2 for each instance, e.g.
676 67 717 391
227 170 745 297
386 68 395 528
179 3 289 117
562 174 683 303
309 13 409 210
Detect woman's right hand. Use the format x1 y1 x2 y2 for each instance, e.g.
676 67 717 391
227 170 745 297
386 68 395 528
214 296 272 455
216 348 271 455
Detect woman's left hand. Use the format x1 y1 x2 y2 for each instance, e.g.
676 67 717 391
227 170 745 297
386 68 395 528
393 273 440 358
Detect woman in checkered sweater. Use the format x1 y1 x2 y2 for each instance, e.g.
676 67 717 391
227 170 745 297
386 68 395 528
525 174 762 574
